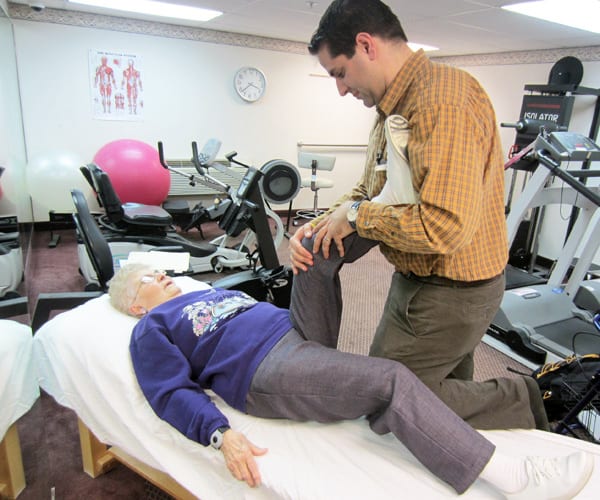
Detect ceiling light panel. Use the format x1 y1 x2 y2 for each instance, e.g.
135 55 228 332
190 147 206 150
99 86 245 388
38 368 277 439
502 0 600 34
68 0 223 22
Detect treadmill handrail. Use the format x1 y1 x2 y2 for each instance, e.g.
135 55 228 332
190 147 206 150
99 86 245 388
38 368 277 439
536 150 600 207
534 132 600 207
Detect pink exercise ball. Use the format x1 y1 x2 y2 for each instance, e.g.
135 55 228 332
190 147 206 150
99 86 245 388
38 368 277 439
93 139 170 205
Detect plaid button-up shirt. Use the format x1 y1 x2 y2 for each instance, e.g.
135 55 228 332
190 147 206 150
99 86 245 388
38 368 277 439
329 49 508 281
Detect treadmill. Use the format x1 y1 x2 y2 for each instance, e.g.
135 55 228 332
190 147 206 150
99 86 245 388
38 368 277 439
502 121 567 291
488 131 600 364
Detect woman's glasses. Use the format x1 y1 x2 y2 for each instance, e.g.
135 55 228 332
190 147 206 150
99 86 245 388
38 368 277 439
130 271 165 307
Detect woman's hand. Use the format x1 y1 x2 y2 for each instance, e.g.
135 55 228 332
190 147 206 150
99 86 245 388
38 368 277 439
220 429 268 488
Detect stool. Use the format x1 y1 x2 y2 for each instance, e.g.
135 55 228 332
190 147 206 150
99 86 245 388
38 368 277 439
293 152 336 225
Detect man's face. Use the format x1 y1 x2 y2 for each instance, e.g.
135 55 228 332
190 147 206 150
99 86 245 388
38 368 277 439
317 43 381 108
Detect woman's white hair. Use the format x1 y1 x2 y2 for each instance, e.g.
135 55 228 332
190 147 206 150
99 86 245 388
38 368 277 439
108 263 153 315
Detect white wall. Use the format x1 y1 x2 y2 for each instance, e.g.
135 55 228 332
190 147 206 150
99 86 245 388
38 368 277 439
9 17 600 266
12 20 373 220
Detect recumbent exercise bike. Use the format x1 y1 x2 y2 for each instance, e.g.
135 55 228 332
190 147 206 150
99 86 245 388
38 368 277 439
75 140 287 286
72 140 295 307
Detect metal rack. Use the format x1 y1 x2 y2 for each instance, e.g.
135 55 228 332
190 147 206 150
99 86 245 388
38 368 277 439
555 366 600 443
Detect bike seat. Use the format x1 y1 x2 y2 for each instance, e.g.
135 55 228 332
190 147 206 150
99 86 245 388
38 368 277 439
122 203 173 227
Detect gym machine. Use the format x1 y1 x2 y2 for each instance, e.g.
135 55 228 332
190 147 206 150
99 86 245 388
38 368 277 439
72 140 294 307
501 56 600 290
0 231 23 300
75 140 285 288
488 130 600 364
211 159 294 308
0 167 23 300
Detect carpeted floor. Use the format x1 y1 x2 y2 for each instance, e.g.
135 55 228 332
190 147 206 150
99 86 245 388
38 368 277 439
14 221 531 499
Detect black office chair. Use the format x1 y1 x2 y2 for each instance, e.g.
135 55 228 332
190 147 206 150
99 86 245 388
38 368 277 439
80 163 173 234
71 188 115 291
29 189 111 332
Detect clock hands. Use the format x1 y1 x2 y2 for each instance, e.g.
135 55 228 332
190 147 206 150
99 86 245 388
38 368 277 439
241 82 260 92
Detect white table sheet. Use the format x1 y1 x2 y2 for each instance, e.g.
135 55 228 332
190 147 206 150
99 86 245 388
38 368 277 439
0 319 40 439
32 278 600 499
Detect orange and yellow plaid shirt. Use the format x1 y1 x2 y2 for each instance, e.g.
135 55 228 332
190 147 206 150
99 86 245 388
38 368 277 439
334 50 508 280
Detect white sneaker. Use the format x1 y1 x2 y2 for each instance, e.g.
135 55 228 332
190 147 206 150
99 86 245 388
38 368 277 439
506 452 594 500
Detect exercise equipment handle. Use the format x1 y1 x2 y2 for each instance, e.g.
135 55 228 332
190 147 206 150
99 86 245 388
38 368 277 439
225 150 252 169
501 119 567 134
191 141 230 193
158 141 197 187
157 141 168 168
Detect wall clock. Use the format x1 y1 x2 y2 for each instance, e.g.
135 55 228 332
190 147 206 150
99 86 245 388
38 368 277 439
234 66 266 102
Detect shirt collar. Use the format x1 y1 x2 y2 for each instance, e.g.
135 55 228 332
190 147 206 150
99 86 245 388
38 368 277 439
377 49 427 118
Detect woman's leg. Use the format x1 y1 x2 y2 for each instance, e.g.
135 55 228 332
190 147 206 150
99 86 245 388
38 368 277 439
289 233 377 347
246 330 494 494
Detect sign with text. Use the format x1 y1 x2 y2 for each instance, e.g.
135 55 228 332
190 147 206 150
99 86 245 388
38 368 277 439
514 94 574 150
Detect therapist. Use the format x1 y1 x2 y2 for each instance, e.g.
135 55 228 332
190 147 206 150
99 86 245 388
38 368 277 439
108 263 593 498
288 0 543 430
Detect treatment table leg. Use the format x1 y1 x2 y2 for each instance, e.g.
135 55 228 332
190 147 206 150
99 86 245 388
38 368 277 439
77 418 117 478
0 423 26 499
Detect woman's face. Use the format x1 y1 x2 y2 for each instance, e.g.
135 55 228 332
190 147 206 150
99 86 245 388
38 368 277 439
128 270 182 315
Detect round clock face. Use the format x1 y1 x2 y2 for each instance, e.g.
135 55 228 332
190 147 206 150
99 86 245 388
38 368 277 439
234 66 266 102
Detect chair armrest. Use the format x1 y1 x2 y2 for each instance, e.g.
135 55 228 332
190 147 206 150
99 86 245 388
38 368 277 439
0 297 28 319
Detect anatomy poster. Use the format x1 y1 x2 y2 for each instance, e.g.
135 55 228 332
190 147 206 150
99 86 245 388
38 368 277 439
89 50 144 120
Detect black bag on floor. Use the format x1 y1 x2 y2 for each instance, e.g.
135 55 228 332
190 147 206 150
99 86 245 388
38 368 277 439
532 354 600 421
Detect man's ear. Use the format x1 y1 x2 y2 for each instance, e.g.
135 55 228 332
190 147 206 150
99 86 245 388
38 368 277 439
355 32 377 59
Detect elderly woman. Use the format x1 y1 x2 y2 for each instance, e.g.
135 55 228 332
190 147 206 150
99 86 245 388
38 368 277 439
108 263 593 499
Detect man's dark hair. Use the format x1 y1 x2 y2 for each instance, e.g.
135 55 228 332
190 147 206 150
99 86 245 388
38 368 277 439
308 0 408 58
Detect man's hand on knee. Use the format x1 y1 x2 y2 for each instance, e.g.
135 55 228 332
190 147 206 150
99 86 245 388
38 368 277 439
318 202 355 259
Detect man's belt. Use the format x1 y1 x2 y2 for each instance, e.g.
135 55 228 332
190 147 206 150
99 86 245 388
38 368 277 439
401 272 502 288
